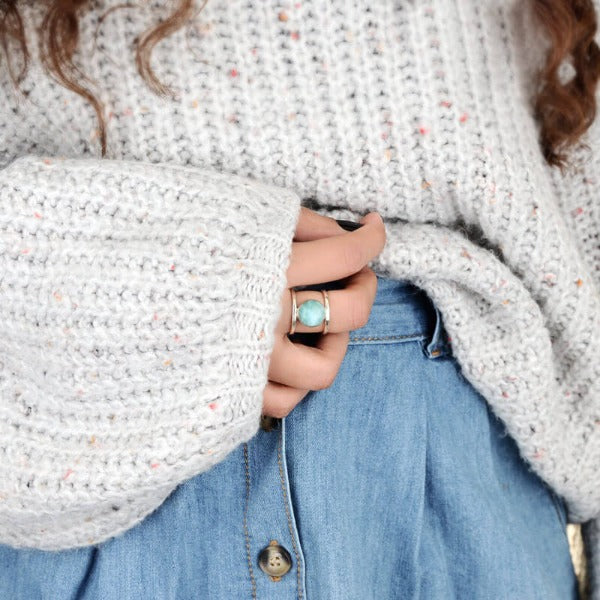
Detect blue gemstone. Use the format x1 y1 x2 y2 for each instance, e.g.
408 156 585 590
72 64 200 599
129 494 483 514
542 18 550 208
298 299 325 327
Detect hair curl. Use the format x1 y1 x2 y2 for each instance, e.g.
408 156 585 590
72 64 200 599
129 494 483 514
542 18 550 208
1 0 599 168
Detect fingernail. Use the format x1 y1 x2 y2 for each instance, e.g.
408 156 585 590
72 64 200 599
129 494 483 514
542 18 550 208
335 219 363 231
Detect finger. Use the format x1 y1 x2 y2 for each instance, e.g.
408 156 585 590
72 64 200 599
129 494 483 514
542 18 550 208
277 266 377 334
287 212 386 287
262 381 310 419
293 206 352 242
267 329 349 390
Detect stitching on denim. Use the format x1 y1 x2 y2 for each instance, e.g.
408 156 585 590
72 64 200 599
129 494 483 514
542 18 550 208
349 332 424 342
243 443 257 599
277 429 303 599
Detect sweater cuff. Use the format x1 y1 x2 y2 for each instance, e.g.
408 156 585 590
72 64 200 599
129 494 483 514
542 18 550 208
0 155 302 550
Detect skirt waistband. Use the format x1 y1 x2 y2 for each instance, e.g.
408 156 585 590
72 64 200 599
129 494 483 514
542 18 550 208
292 275 451 358
348 276 431 345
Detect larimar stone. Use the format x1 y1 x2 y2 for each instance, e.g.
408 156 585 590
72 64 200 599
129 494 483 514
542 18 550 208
298 299 325 327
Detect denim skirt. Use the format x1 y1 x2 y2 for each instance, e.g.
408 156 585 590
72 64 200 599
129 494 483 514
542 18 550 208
0 275 578 599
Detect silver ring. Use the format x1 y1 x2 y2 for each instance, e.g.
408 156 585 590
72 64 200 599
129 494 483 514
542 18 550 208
289 288 330 335
290 288 298 334
321 289 330 335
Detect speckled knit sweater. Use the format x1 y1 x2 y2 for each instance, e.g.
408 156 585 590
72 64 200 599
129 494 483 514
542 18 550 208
1 0 599 595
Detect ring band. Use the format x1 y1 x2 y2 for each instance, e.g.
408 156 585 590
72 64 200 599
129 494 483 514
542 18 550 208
289 288 298 335
289 288 330 335
322 289 330 334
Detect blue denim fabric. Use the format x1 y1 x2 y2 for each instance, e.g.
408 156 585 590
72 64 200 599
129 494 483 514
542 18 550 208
0 275 578 599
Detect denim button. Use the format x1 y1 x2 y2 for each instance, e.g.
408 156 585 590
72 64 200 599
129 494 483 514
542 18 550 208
257 540 292 578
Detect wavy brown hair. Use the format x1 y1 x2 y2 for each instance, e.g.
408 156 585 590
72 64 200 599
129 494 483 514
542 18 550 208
1 0 599 168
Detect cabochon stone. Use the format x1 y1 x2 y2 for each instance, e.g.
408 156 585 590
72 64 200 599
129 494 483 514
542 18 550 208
298 299 325 327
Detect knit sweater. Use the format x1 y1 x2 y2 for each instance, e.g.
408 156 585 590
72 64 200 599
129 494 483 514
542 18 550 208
1 0 599 595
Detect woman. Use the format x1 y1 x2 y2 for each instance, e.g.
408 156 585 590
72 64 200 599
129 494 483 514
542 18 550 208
0 0 598 597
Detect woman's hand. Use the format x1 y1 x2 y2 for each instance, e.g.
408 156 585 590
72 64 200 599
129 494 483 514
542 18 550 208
262 207 387 418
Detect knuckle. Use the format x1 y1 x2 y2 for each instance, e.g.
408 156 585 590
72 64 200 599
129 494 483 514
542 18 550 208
270 388 307 418
350 299 370 330
370 217 386 248
379 222 387 248
313 361 338 390
365 265 377 283
365 269 378 299
271 405 291 419
266 398 293 419
342 242 364 273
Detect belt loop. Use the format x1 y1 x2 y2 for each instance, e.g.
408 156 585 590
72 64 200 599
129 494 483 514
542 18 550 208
422 302 451 360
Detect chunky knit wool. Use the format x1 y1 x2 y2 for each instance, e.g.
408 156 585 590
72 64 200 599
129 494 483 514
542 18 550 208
1 0 600 594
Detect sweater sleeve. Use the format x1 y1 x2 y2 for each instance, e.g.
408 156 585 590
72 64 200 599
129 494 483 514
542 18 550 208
0 154 302 551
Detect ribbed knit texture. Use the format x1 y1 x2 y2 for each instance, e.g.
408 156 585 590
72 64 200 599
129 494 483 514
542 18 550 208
1 0 599 595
